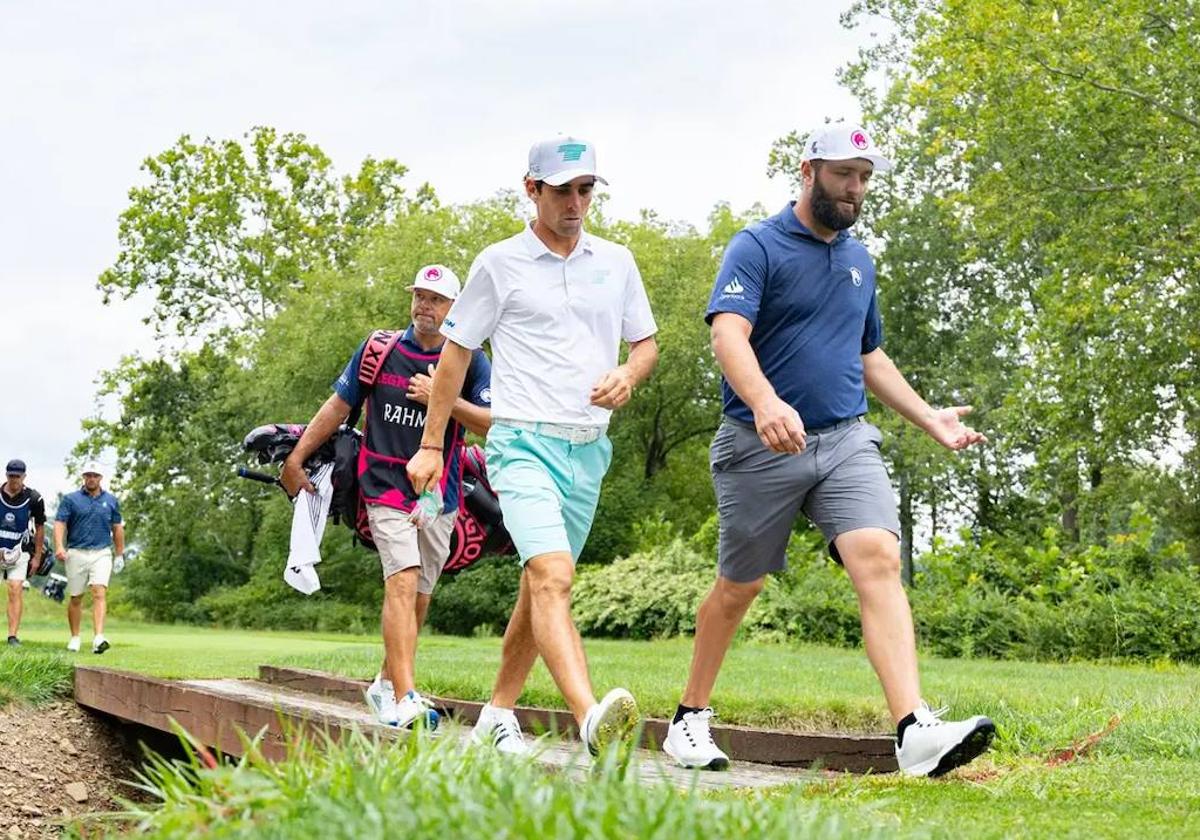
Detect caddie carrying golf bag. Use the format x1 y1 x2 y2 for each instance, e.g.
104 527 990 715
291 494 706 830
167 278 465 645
240 330 512 572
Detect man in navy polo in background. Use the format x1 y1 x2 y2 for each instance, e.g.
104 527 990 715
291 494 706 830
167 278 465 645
54 462 125 653
664 124 996 777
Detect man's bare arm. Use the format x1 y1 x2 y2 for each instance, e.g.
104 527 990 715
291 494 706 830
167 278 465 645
710 313 806 453
281 393 353 496
862 348 986 450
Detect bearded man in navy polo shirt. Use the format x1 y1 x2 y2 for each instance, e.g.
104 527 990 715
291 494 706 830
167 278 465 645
664 125 996 777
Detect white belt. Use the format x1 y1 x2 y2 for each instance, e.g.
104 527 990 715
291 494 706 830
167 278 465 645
498 419 605 445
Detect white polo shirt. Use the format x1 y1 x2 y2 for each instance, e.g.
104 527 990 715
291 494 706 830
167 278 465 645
441 223 657 427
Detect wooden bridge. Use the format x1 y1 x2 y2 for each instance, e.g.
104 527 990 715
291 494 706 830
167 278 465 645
73 665 897 791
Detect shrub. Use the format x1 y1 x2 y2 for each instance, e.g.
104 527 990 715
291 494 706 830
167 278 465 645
573 538 714 639
425 555 522 637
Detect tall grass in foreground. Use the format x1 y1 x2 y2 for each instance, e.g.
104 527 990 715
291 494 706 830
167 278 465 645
0 648 74 707
105 728 894 840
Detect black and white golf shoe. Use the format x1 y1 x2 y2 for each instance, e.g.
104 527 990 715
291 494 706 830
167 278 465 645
895 702 996 777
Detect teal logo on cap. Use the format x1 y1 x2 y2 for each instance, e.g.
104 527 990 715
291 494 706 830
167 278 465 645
557 143 587 162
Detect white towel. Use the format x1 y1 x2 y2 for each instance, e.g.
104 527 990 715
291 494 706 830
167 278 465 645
285 463 333 595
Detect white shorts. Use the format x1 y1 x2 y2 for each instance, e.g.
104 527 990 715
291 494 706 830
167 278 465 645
366 506 456 595
1 552 29 583
66 547 113 596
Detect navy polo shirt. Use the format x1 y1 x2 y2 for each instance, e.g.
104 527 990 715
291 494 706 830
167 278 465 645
705 202 883 430
55 489 122 549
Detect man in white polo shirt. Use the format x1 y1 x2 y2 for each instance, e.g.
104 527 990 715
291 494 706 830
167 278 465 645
408 135 659 758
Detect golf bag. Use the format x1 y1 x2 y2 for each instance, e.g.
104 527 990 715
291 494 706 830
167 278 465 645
239 330 512 571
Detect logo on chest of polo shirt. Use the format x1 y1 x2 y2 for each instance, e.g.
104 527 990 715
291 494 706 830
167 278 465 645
590 269 610 285
3 513 13 524
722 276 745 295
849 266 863 287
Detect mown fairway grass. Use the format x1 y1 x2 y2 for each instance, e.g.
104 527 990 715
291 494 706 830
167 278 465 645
9 592 1200 837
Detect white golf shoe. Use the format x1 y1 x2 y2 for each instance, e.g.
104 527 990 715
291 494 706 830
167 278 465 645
895 702 996 777
393 690 439 731
363 673 400 726
66 636 81 652
663 707 730 770
92 635 110 654
581 688 640 757
471 704 530 756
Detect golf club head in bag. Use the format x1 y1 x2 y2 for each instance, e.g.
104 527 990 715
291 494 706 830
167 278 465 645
242 423 337 468
42 573 67 603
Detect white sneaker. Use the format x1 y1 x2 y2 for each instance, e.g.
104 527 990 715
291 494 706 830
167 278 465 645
581 688 640 757
393 690 439 731
66 636 81 652
92 635 110 654
895 702 996 777
471 704 530 756
663 707 730 770
363 673 400 726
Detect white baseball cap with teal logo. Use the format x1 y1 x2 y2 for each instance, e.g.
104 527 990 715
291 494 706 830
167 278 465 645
801 125 893 172
409 264 461 300
527 135 608 186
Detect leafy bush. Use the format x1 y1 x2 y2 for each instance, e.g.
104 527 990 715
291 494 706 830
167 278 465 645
573 538 715 639
572 506 1200 663
425 555 522 637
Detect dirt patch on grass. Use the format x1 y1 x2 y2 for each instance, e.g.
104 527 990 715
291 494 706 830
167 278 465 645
0 701 142 838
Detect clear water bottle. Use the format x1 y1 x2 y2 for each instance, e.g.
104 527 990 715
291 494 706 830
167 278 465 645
410 488 442 529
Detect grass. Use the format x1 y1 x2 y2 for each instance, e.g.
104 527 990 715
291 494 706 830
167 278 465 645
9 589 1200 837
105 729 888 840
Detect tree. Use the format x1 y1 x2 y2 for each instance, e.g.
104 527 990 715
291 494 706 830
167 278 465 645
99 126 415 337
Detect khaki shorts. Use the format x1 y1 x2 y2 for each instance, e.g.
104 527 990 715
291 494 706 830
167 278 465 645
366 505 456 595
1 552 29 582
66 547 113 596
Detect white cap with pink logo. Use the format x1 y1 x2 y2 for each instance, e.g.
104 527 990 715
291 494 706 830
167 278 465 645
408 264 461 300
800 124 893 172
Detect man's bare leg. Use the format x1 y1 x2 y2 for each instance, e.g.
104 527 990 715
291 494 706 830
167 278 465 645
489 570 540 709
836 527 920 723
381 569 420 696
523 552 596 724
6 580 22 638
91 585 107 637
680 575 765 707
68 595 83 637
415 592 433 629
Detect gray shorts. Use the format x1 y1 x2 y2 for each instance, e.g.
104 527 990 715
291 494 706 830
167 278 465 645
711 416 900 582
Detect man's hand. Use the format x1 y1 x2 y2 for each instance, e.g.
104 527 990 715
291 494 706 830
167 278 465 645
280 457 315 498
406 364 436 406
925 406 988 451
29 553 42 576
113 553 125 574
752 395 807 454
55 546 67 562
407 448 444 495
590 365 636 410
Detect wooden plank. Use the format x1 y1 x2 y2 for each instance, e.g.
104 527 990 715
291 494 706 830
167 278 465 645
73 667 818 791
257 664 897 773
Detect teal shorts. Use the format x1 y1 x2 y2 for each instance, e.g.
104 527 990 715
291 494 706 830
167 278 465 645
485 423 613 564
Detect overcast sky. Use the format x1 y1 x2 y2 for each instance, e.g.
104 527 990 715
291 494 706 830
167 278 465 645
1 1 869 502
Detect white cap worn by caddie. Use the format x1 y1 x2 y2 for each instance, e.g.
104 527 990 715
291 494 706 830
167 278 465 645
81 461 104 477
408 264 461 300
801 125 894 172
527 135 608 186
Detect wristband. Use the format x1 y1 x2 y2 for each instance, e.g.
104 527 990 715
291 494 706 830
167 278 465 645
419 444 444 451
